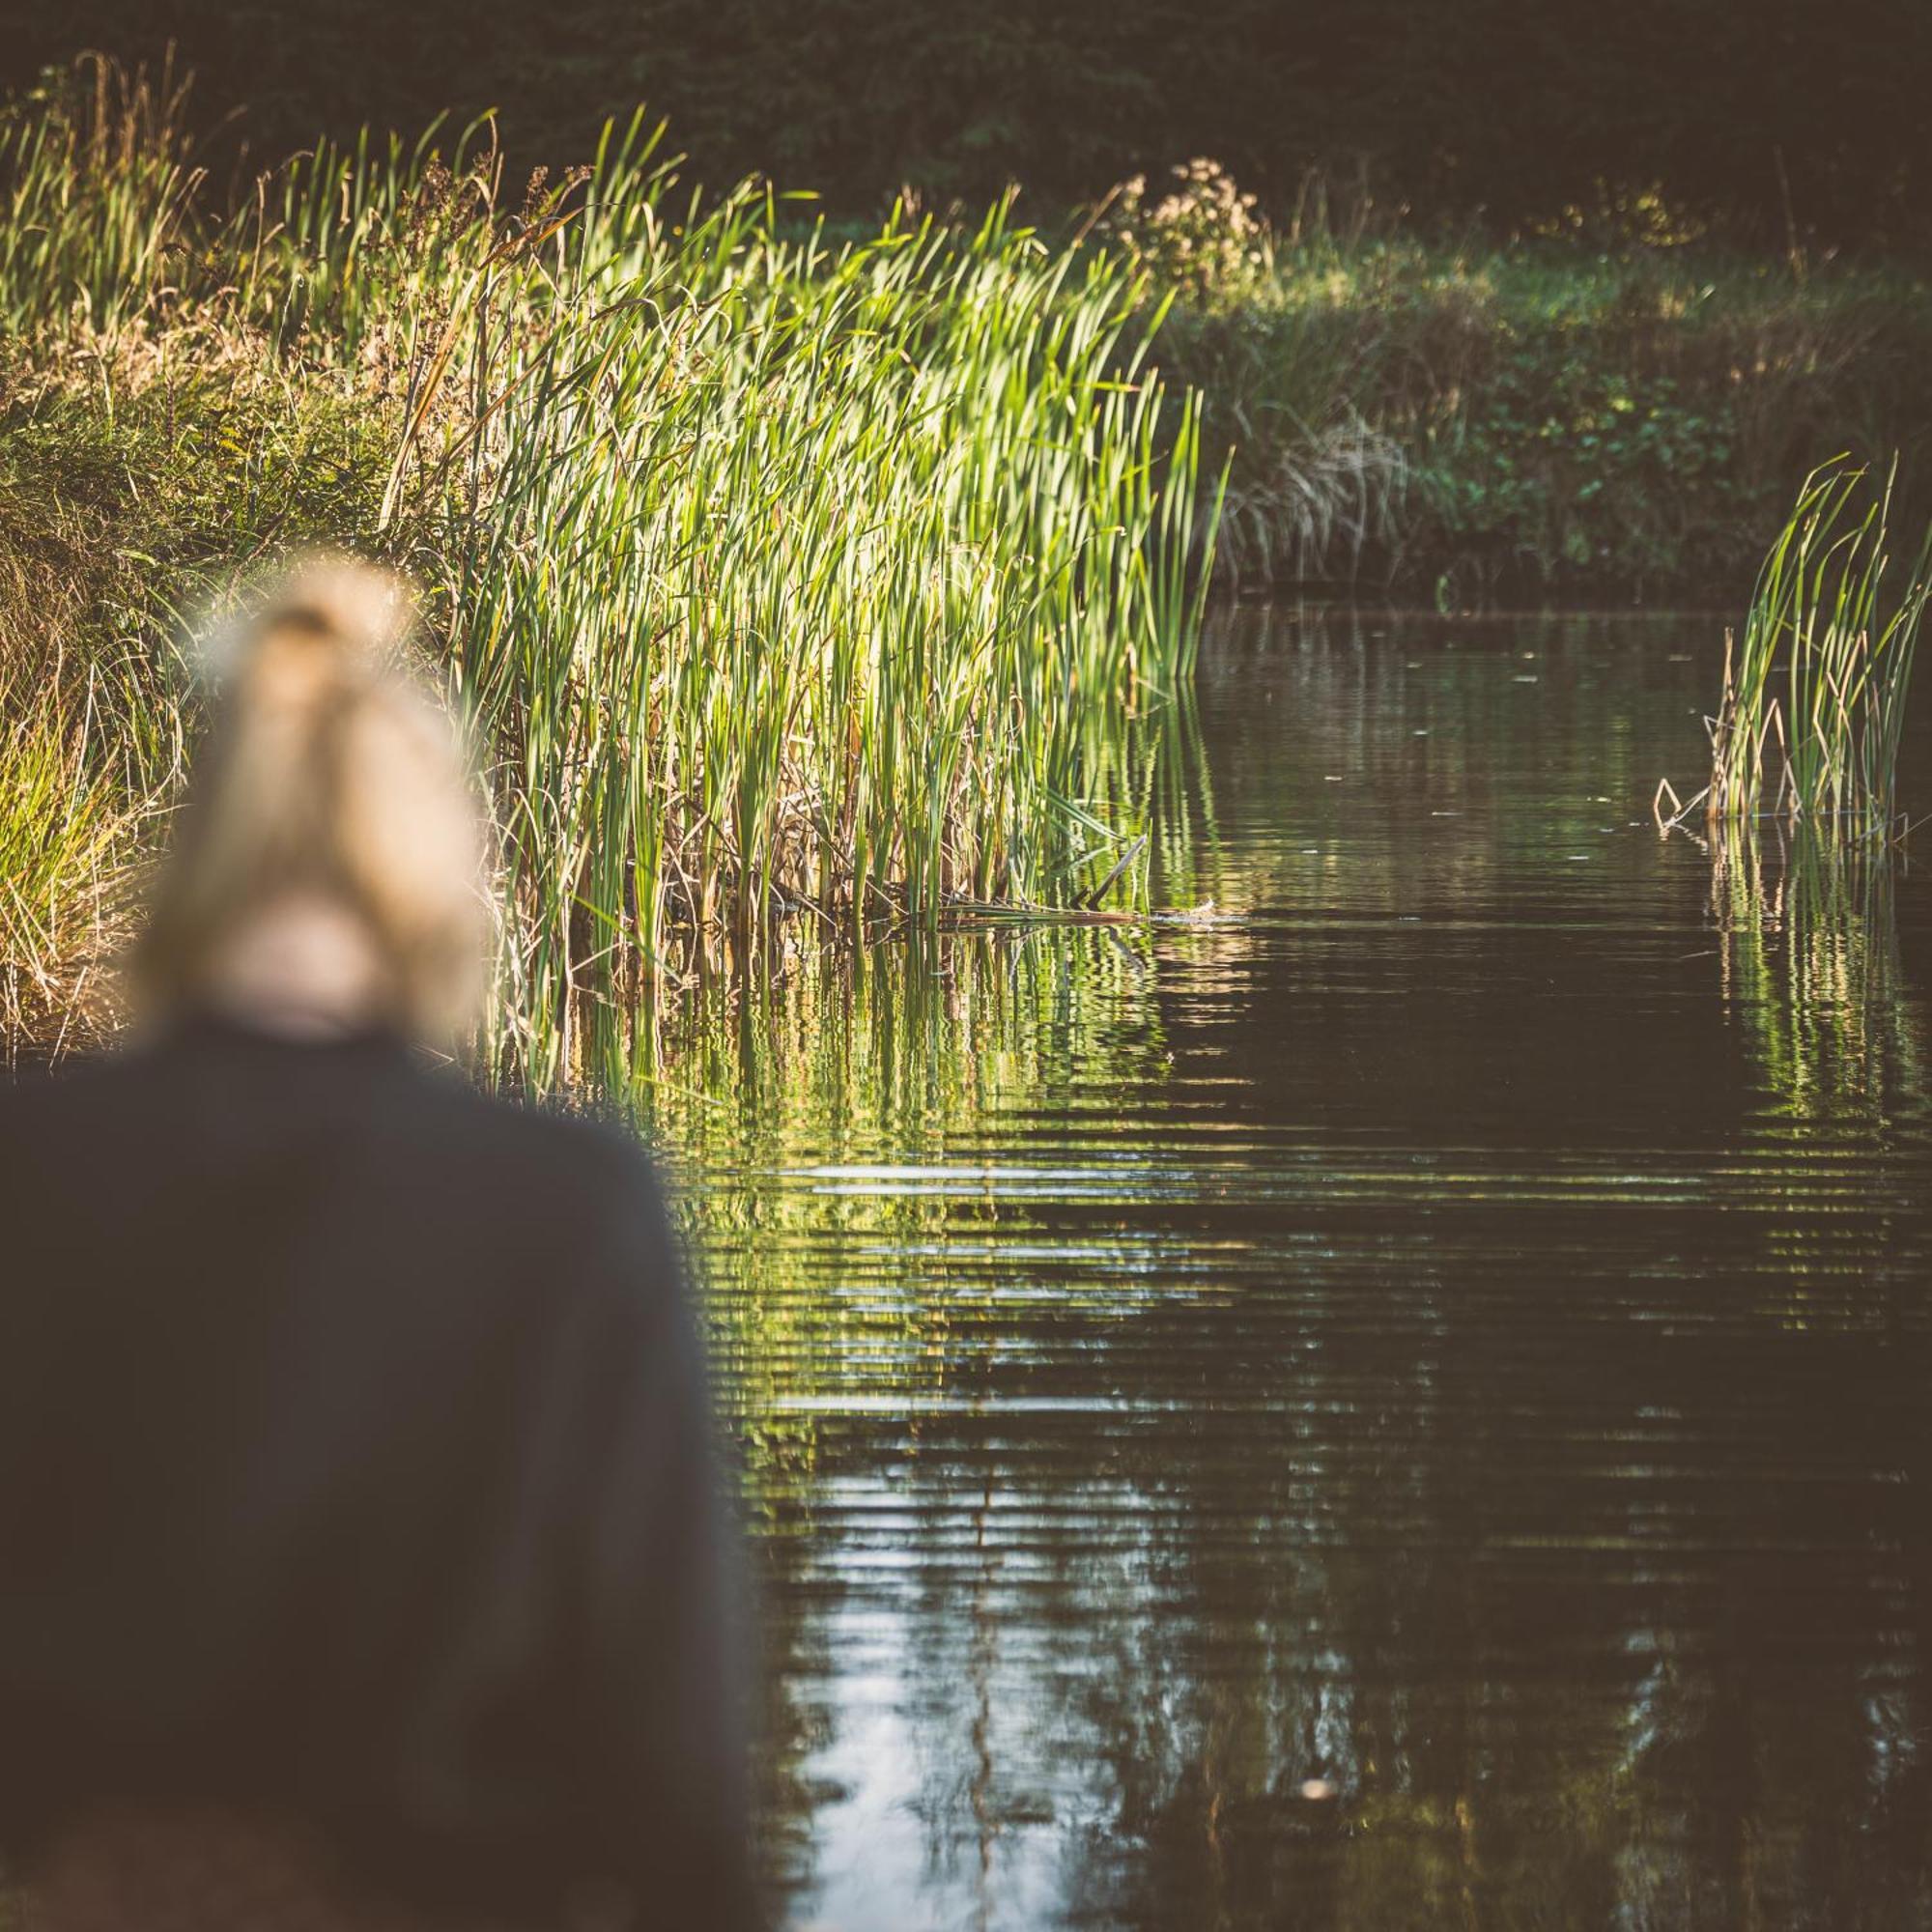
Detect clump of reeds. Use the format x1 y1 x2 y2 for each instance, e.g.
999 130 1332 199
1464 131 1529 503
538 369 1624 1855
0 53 202 337
0 673 142 1052
1703 460 1932 839
0 59 1220 1083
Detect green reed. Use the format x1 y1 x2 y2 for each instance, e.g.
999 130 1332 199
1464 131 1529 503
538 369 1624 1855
1706 459 1932 838
0 63 1220 1082
0 54 204 337
0 677 119 1045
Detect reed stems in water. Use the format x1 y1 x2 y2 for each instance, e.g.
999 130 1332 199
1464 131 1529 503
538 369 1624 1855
1706 459 1932 840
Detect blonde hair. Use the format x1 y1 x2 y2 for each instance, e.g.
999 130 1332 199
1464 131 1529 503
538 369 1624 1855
132 557 491 1046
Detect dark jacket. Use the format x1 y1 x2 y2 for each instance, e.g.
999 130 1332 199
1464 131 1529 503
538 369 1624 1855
0 1012 755 1928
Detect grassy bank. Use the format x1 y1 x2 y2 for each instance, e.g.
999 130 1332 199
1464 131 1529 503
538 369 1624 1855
1119 164 1932 600
0 62 1210 1081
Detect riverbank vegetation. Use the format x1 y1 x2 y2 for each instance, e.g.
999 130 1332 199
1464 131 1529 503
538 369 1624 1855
15 6 1930 611
0 60 1211 1080
6 55 1930 1076
1111 162 1932 600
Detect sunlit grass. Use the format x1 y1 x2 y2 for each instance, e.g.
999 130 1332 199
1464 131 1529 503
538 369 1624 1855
0 59 1218 1082
0 673 148 1049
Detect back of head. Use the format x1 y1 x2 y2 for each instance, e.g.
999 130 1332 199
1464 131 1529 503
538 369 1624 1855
132 558 491 1048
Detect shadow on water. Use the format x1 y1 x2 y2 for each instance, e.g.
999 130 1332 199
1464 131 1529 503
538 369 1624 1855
635 605 1932 1931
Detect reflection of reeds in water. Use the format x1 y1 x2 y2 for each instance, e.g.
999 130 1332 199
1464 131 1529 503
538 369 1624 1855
628 923 1178 1477
597 679 1230 1507
1657 462 1932 1126
639 907 1256 1874
559 686 1221 1087
1711 828 1925 1125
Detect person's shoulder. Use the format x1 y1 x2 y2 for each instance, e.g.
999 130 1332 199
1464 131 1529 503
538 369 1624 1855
440 1090 691 1343
419 1076 673 1229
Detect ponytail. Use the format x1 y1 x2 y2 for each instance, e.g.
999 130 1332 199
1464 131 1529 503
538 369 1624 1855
132 558 490 1045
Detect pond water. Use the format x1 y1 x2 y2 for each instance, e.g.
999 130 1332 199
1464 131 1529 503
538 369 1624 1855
644 607 1932 1930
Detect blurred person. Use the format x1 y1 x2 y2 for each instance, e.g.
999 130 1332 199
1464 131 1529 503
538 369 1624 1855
0 562 757 1931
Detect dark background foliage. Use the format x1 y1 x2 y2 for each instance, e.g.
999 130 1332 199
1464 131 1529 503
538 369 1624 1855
8 0 1932 247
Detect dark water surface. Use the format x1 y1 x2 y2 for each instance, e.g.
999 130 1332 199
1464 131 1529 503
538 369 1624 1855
647 609 1932 1930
